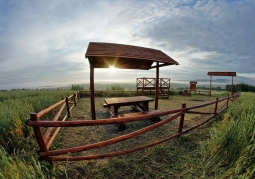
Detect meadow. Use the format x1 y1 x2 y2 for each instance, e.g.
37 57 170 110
0 89 254 178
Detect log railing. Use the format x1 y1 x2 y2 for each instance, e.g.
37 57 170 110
79 90 137 97
27 92 80 155
26 92 240 162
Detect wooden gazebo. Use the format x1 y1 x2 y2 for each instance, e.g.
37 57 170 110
85 42 179 119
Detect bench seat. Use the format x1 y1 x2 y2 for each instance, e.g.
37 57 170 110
111 110 161 123
103 103 109 108
110 110 161 118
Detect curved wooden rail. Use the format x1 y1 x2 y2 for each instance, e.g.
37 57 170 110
26 96 229 127
39 111 184 157
39 100 233 161
25 92 240 163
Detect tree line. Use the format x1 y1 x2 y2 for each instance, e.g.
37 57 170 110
226 83 255 92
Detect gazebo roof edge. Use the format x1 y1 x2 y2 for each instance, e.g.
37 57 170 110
85 42 179 68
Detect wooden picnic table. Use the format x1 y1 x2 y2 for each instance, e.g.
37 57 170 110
104 96 154 116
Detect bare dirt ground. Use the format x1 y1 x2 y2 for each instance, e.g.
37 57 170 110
54 95 224 172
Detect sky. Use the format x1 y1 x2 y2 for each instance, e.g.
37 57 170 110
0 0 255 90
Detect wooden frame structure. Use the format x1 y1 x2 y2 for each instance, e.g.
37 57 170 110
85 42 179 119
136 77 170 98
207 72 237 95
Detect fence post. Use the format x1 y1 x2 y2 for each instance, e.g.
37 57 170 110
66 97 70 118
30 113 48 152
177 103 186 136
73 93 77 106
226 96 229 107
214 97 218 116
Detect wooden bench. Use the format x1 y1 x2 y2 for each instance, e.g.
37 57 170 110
181 90 191 96
196 90 211 95
111 110 162 131
103 103 109 108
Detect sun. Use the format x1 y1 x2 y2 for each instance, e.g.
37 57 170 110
109 65 116 72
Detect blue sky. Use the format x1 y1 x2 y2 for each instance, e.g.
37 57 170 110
0 0 254 89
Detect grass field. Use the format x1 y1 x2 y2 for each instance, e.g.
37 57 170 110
0 90 254 178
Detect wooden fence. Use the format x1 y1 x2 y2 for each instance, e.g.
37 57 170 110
26 92 240 163
26 92 80 155
79 90 137 97
79 90 162 97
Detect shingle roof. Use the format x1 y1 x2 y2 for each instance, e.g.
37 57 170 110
85 42 179 70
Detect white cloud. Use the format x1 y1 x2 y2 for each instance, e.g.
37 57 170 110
0 0 255 90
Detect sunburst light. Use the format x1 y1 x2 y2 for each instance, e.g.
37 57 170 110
109 65 116 72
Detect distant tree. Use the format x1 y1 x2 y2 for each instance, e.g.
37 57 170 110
71 84 85 91
216 86 221 90
197 86 208 90
226 83 255 92
249 85 255 92
106 85 124 91
237 83 249 92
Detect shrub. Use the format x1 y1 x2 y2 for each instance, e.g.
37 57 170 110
178 91 183 95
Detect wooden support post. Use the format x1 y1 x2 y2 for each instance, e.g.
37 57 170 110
209 75 212 96
65 97 70 118
90 62 96 119
142 78 144 95
155 62 159 110
77 91 80 100
73 93 77 106
30 113 47 152
177 103 186 136
231 76 234 96
226 95 229 107
214 97 218 116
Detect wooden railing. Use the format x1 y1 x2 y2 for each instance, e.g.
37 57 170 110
79 90 170 97
26 92 80 157
79 90 137 97
26 92 240 162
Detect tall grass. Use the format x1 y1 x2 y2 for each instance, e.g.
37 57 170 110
0 90 76 153
1 89 253 178
202 92 255 178
0 90 76 179
0 147 48 179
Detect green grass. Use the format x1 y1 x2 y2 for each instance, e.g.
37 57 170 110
201 92 255 178
0 90 254 178
0 147 49 179
0 90 76 153
0 90 77 179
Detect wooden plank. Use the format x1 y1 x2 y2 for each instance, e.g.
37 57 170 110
103 103 108 108
104 96 154 106
207 72 236 76
111 110 161 118
111 110 161 123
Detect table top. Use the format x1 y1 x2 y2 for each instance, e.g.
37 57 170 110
104 96 154 106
